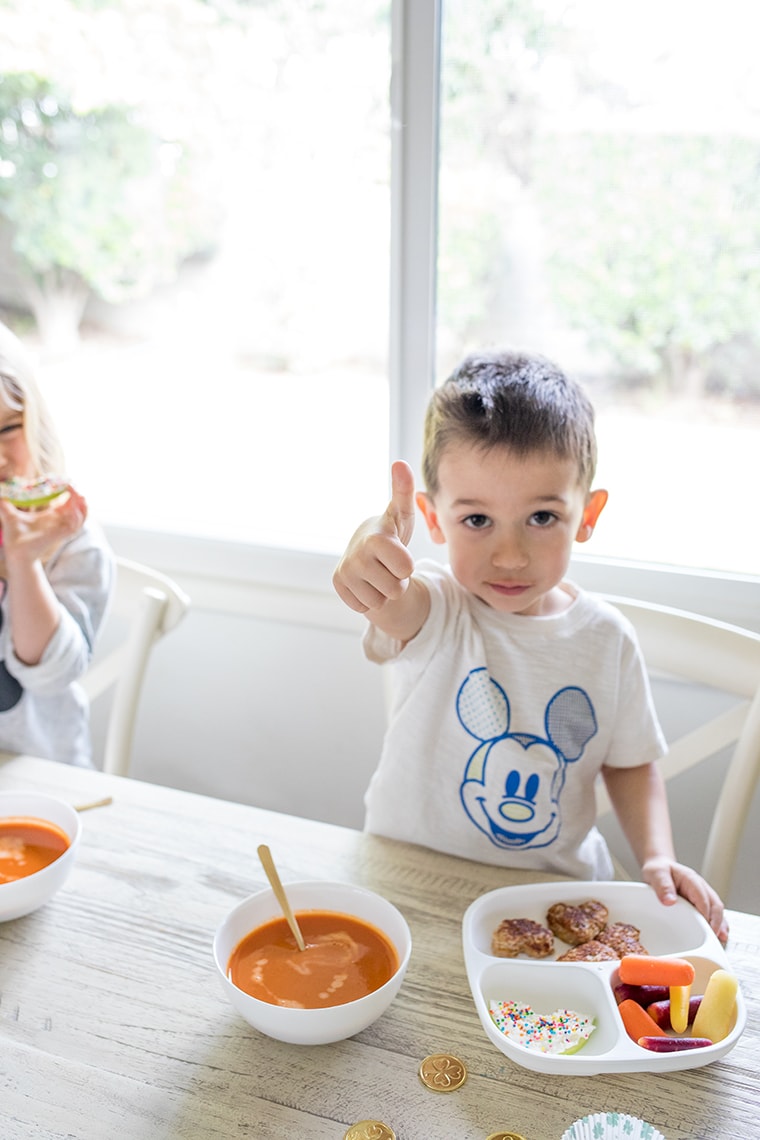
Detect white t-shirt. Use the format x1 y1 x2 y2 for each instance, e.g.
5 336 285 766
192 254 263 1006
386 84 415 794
363 561 666 880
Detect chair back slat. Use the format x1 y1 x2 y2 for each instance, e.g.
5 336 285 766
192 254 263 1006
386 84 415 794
597 593 760 899
87 558 190 777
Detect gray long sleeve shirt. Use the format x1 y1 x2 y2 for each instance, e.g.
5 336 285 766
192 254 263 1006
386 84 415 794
0 521 115 766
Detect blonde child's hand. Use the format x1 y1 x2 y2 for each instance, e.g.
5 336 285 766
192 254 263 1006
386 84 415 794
333 460 417 614
641 855 728 944
0 486 88 569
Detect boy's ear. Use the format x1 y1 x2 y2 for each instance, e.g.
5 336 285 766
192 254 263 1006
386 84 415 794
415 491 446 544
576 488 608 543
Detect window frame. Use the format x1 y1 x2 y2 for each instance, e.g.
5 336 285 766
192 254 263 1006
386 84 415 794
110 0 759 636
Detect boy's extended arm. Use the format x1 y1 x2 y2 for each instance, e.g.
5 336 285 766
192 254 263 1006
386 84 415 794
332 460 431 644
601 761 728 943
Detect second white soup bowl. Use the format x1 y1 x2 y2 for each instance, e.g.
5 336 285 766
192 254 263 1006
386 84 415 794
213 879 412 1045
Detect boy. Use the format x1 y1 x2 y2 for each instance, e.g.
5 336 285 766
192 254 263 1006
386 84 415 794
333 349 727 942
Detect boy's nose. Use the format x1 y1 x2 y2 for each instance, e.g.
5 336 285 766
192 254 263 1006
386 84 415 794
490 531 529 570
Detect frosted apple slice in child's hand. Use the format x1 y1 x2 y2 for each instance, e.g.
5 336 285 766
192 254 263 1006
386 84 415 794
0 476 69 509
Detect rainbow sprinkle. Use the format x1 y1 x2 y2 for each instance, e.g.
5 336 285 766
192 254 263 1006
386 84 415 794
489 999 596 1055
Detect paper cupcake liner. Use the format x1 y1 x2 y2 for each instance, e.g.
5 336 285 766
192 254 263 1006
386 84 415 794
560 1113 666 1140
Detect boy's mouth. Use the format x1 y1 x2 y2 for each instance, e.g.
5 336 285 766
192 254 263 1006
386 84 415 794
488 582 530 597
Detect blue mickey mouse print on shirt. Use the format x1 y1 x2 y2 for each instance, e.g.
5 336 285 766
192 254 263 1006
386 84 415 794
457 667 597 851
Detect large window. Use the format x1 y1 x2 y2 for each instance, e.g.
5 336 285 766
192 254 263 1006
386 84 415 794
2 0 759 587
2 0 390 554
438 0 760 577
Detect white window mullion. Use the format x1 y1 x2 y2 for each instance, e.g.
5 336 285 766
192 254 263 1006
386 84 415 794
389 0 441 482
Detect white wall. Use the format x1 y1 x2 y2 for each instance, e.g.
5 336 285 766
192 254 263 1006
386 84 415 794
92 530 387 833
110 605 386 830
93 527 760 917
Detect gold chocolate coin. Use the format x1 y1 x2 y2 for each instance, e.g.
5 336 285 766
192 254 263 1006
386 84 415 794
343 1122 396 1140
485 1133 528 1140
418 1052 468 1092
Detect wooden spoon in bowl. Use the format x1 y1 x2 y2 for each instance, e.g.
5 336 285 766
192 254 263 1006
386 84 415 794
257 844 306 951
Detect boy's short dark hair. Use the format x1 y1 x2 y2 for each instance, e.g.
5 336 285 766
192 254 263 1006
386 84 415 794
421 349 598 494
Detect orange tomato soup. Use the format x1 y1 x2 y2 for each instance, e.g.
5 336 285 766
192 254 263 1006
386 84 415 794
228 910 399 1009
0 816 70 884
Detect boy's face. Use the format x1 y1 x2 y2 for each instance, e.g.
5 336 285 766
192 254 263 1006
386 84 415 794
417 441 606 617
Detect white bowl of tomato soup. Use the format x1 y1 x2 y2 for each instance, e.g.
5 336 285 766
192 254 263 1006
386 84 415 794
0 791 82 921
213 880 412 1045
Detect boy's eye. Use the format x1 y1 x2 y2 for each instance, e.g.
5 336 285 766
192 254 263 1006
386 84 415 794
463 513 491 529
530 510 557 527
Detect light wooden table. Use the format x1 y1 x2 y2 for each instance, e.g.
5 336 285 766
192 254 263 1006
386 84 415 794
1 755 758 1140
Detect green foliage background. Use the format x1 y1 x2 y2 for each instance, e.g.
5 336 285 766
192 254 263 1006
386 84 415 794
534 132 760 398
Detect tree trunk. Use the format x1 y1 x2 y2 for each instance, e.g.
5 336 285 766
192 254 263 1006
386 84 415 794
663 343 707 402
19 267 90 358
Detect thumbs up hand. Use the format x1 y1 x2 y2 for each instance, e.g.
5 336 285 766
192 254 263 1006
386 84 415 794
332 461 418 615
382 458 417 558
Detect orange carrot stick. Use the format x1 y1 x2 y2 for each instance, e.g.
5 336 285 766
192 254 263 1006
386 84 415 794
617 998 667 1042
619 955 695 987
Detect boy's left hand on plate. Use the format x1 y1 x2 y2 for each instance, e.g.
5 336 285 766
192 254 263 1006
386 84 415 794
642 855 728 945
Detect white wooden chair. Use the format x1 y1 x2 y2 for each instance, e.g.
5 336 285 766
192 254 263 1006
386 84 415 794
595 595 760 900
82 557 190 778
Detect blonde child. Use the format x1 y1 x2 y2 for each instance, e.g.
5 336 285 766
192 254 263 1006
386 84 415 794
333 349 727 942
0 321 114 766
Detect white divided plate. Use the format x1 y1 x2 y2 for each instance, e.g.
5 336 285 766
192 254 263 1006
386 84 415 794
462 880 746 1075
